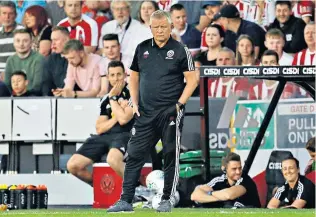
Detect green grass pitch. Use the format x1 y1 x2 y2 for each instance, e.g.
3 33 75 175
0 208 315 217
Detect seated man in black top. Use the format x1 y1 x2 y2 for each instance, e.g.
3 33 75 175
11 71 37 97
267 157 315 209
67 60 133 186
191 152 261 208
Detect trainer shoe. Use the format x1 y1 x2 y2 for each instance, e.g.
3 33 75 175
156 200 172 212
107 200 134 213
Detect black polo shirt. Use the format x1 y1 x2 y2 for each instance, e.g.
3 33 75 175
207 173 261 208
224 19 266 59
130 37 195 111
99 84 134 133
273 175 315 208
42 53 68 96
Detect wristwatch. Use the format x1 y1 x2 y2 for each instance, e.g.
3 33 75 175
110 95 118 101
177 102 185 110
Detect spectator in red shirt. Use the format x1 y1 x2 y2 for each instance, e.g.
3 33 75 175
249 49 298 100
293 22 316 66
292 0 314 24
58 0 98 54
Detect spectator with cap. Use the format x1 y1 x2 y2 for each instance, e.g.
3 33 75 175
218 4 266 60
200 1 222 51
0 1 24 76
58 0 99 54
99 0 152 61
265 28 294 66
268 0 307 54
170 3 201 56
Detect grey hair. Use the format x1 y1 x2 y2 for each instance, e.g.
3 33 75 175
149 10 172 25
0 1 16 13
110 0 131 10
219 47 236 64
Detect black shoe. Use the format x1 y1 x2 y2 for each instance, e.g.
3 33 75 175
156 200 172 212
107 200 134 213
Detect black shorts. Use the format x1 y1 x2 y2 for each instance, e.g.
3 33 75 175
76 132 130 162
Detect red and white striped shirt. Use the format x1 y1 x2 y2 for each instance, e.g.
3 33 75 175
292 48 316 66
156 0 178 11
292 1 313 18
58 14 98 46
243 0 275 27
248 81 298 100
208 78 249 98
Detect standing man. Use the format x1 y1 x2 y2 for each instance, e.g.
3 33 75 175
107 10 197 213
0 1 24 77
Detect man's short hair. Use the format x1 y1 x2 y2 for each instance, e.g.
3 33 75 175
0 1 16 13
62 39 84 54
108 60 125 73
150 10 172 25
11 70 27 80
265 28 285 40
275 0 291 10
64 0 84 6
170 3 185 13
222 152 241 168
282 157 300 169
13 29 32 38
306 137 315 152
102 34 120 44
261 49 279 63
52 26 70 37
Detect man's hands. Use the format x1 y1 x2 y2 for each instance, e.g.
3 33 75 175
52 88 75 98
109 81 125 97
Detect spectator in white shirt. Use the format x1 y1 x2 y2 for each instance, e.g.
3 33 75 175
99 0 152 61
264 28 293 65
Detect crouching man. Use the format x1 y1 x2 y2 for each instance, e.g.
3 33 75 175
267 157 315 209
191 152 261 208
67 60 133 185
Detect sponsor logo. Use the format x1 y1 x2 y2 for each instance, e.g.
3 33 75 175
242 68 260 75
262 67 280 75
100 174 115 194
223 68 240 76
166 50 174 59
302 67 316 75
169 121 175 126
204 68 221 76
268 162 282 170
143 51 149 59
282 67 299 75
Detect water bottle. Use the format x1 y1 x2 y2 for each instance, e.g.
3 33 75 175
26 185 37 209
37 185 48 209
16 185 26 209
8 185 17 210
0 185 9 205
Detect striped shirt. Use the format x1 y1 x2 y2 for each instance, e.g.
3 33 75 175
292 48 316 66
58 14 98 46
0 24 24 72
273 175 315 208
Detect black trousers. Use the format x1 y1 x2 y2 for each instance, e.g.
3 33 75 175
121 104 184 203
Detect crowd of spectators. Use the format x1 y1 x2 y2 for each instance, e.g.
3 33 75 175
0 0 315 99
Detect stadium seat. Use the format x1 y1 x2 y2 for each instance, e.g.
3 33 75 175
265 150 293 206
